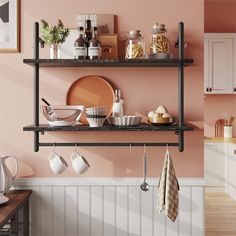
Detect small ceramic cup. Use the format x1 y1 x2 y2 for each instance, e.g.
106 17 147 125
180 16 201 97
49 152 68 175
71 152 90 175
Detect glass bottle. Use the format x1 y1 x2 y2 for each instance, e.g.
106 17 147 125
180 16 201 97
149 23 170 54
74 27 86 59
125 30 145 59
84 19 92 59
88 27 101 60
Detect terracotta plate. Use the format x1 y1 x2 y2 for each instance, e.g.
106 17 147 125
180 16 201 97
66 75 115 124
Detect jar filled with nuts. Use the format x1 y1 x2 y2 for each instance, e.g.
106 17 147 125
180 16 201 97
150 23 170 56
125 30 145 59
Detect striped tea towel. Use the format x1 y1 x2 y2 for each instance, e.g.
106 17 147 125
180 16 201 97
157 149 180 222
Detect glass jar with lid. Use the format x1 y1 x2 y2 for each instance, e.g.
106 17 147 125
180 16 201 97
125 30 145 59
149 23 170 55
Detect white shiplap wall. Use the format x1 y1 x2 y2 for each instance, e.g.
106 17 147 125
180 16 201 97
14 178 205 236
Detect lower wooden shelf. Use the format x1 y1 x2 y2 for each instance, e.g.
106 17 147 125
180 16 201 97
23 123 194 132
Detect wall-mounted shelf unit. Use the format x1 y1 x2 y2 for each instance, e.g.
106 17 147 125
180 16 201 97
23 22 194 152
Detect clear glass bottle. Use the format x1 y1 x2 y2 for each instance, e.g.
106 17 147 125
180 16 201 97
88 27 101 60
74 27 86 59
125 30 145 59
150 23 170 54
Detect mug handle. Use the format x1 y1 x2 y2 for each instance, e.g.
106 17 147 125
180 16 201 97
59 156 68 167
49 152 54 161
9 155 18 180
71 152 78 161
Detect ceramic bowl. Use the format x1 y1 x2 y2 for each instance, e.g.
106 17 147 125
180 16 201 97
86 117 107 127
41 105 84 126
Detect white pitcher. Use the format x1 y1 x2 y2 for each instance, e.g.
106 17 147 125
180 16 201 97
0 155 18 193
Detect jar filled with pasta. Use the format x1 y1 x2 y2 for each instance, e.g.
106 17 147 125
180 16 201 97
125 30 145 59
150 23 170 55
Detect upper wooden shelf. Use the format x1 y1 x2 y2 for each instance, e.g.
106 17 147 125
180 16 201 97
23 58 194 67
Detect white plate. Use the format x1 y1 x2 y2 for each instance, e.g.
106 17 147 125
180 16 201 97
0 196 9 205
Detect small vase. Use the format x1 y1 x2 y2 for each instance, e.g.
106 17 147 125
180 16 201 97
224 126 233 138
49 44 61 59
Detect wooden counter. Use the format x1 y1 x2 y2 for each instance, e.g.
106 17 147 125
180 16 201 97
0 190 32 235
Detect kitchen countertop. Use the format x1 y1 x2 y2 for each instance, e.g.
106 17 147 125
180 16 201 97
204 136 236 144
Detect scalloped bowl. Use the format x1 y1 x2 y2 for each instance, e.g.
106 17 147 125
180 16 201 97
108 116 142 126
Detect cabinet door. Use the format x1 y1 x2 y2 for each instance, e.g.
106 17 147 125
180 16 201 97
234 39 236 93
207 38 233 94
226 143 236 200
204 39 209 94
204 142 226 187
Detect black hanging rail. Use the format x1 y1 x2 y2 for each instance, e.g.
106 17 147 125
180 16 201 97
39 142 180 147
23 22 193 152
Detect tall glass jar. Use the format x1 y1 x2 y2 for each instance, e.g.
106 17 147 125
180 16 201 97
150 23 170 54
125 30 145 59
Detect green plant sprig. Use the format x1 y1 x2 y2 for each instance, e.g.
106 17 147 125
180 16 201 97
40 19 70 46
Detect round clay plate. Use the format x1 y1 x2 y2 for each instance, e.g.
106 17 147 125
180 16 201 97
66 76 114 124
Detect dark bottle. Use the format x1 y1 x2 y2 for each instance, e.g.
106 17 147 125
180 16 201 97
74 27 86 59
88 27 101 60
84 19 92 58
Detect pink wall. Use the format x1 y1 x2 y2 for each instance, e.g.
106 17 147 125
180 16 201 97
204 95 236 137
205 0 236 33
204 0 236 137
0 0 204 178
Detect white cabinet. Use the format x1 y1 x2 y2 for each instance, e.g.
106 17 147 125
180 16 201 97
225 142 236 200
204 33 234 94
204 141 226 187
205 140 236 199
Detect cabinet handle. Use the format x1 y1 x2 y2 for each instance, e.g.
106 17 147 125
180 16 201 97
234 150 236 155
206 88 209 92
234 88 236 92
209 88 212 92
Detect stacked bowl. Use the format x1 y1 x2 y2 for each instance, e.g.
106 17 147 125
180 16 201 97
85 106 107 127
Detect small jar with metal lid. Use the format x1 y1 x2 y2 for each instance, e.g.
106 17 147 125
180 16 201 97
150 23 170 54
125 30 145 59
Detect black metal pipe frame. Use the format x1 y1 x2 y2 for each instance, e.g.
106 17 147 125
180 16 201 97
34 22 39 152
32 22 186 152
178 22 184 152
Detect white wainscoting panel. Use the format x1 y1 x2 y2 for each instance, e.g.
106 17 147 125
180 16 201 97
14 178 205 236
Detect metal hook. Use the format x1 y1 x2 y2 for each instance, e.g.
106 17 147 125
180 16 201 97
53 143 56 153
166 143 169 153
74 143 78 153
144 143 147 154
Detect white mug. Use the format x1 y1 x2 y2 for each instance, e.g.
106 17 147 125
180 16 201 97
49 152 68 175
71 152 90 175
